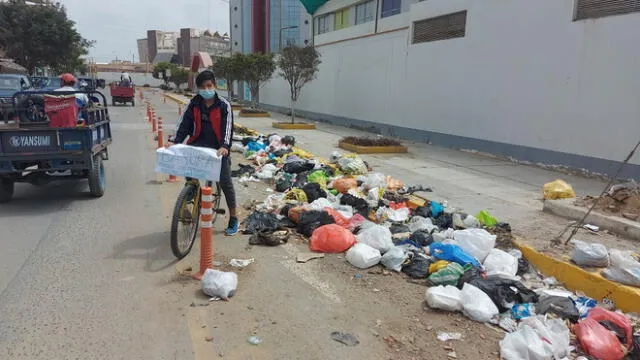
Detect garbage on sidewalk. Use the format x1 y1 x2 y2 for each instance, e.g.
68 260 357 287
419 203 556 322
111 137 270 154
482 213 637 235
231 129 640 359
201 269 238 300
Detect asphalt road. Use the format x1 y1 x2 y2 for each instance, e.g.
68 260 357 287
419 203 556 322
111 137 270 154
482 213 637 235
0 94 194 359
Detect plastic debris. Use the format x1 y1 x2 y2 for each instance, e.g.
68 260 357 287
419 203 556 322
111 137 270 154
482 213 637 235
380 246 409 272
542 179 576 200
483 248 518 277
451 229 496 263
429 242 481 268
475 210 498 226
460 283 499 323
602 249 640 287
428 262 465 286
573 317 626 360
356 225 394 253
401 252 433 278
425 285 463 312
330 331 360 347
437 332 462 341
346 243 382 269
571 240 610 267
309 224 356 253
201 269 238 300
511 303 535 320
247 336 262 345
229 258 255 268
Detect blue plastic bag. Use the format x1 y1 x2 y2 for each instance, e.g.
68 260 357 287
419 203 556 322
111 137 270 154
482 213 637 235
430 201 444 217
574 296 597 318
429 242 481 268
247 141 266 152
511 303 535 320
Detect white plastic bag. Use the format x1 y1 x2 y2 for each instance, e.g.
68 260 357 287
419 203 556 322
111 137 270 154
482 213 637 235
452 229 496 263
309 198 334 211
201 269 238 300
408 216 438 233
356 225 394 254
425 285 463 312
231 142 245 153
521 316 571 359
376 207 410 222
460 283 499 322
483 248 518 277
256 164 278 179
452 213 481 229
381 246 409 272
500 324 554 360
346 243 382 269
433 228 455 242
338 156 367 175
571 240 610 267
362 173 386 190
602 249 640 287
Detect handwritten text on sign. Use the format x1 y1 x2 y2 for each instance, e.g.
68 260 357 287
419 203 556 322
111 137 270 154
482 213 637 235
155 144 222 182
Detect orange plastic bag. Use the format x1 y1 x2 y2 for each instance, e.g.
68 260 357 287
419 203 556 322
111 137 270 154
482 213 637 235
588 307 633 350
324 207 350 228
386 176 404 191
389 201 408 210
309 224 357 253
333 178 358 194
573 318 626 360
346 214 367 232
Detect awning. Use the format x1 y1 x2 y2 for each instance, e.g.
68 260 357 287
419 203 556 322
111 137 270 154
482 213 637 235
300 0 329 15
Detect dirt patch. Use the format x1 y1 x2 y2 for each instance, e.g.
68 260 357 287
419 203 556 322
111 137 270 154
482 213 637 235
574 187 640 220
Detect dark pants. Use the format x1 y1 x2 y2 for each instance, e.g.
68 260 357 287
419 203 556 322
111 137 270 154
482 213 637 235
219 156 236 211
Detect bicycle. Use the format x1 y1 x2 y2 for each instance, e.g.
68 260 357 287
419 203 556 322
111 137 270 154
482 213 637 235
170 177 225 259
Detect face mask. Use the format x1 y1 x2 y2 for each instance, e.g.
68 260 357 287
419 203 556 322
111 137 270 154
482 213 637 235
199 89 216 100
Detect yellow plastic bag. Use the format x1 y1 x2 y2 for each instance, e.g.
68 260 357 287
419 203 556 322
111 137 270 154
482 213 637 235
429 260 450 274
285 188 308 203
543 179 576 200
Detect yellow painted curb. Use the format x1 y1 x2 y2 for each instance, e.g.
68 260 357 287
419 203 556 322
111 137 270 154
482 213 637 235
239 111 271 118
272 122 316 130
338 142 408 154
164 93 189 105
515 241 640 313
231 105 243 111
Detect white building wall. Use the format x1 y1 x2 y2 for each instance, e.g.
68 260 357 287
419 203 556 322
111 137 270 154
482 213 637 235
261 0 640 170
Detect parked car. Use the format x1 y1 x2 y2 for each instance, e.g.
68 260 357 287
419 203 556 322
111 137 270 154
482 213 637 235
30 76 60 91
0 73 36 122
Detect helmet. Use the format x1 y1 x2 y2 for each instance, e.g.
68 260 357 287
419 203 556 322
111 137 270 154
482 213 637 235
60 73 76 85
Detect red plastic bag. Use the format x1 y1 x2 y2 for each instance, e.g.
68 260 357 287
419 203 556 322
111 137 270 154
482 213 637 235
573 317 626 360
309 224 357 253
346 214 367 232
588 307 633 350
389 202 408 210
324 207 350 228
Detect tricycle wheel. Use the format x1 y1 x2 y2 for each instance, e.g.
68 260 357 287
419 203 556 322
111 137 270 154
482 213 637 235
112 99 116 106
0 178 14 203
88 155 106 197
131 99 135 106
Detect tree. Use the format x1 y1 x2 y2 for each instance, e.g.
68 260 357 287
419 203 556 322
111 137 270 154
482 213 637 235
211 53 242 99
0 0 93 74
169 65 189 89
241 53 276 108
278 45 321 123
152 62 172 86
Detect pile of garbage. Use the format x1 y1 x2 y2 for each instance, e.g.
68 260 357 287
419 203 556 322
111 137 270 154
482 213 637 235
233 133 640 359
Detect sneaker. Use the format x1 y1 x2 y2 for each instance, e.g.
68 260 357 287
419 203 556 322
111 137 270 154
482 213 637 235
225 217 239 236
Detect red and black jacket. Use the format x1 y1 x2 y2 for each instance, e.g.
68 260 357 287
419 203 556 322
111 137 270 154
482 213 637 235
174 94 234 150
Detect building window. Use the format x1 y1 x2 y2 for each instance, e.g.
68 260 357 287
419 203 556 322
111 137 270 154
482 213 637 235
574 0 640 20
234 6 238 10
381 0 401 18
317 14 331 34
334 9 349 30
412 10 467 44
355 0 375 24
234 24 238 28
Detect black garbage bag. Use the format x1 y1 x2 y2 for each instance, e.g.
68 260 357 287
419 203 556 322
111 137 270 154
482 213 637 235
243 211 280 234
293 171 309 188
631 334 640 360
297 210 335 237
276 174 294 192
517 257 530 276
414 206 431 218
433 213 453 229
457 268 538 312
598 320 629 346
231 164 255 178
302 183 327 203
390 223 410 234
280 204 295 217
281 135 296 146
401 252 433 278
340 194 369 217
272 148 292 158
535 296 580 323
241 137 256 146
278 217 296 228
283 161 315 174
409 230 434 247
249 230 290 246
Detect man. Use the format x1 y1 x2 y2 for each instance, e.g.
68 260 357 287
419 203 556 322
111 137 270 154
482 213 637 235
172 70 238 236
120 71 132 86
55 73 89 108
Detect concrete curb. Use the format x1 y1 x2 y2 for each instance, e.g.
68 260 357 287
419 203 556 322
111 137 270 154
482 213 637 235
515 241 640 313
272 122 316 129
164 93 189 105
338 142 408 154
543 199 640 241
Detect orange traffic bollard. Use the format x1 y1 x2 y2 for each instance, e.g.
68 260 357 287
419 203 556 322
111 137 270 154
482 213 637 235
146 104 151 123
193 186 214 280
151 111 157 132
157 117 164 149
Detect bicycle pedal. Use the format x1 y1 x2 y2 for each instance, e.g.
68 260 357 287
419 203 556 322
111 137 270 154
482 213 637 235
215 209 226 214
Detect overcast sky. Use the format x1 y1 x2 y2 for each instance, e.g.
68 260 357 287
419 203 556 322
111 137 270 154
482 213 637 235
60 0 230 62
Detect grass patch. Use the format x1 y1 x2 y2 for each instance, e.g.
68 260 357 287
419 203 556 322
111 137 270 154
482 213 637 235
340 136 402 147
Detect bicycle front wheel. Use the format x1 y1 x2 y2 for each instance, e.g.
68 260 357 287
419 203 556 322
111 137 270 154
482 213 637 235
170 183 201 259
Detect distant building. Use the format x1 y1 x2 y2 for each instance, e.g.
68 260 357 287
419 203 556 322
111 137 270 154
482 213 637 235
146 30 179 66
136 38 149 63
178 28 230 67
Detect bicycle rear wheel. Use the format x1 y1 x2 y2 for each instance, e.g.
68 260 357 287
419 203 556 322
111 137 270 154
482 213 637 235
170 182 201 259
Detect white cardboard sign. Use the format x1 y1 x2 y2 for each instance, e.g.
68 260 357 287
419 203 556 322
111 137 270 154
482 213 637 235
155 144 222 182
